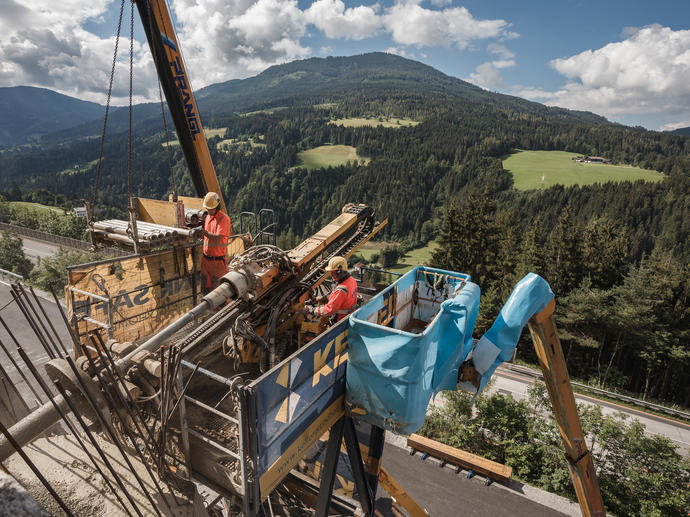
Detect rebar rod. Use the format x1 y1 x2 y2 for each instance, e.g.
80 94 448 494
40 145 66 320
0 335 44 404
90 332 183 503
84 339 175 515
15 346 135 517
16 284 65 358
54 379 144 517
63 353 164 517
49 286 82 350
0 419 76 517
6 290 58 360
28 286 70 357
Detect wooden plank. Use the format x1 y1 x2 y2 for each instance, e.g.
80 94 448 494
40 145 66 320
172 195 205 211
136 197 178 226
287 212 358 267
66 246 201 345
407 434 512 482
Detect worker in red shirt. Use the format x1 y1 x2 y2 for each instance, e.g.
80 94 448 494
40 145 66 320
200 192 231 294
304 256 358 321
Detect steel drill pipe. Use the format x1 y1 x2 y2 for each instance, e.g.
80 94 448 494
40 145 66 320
15 345 136 517
0 274 243 462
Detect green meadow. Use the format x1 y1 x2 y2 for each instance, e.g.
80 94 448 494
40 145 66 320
503 150 664 191
330 117 419 128
296 145 369 170
8 201 64 214
358 241 437 274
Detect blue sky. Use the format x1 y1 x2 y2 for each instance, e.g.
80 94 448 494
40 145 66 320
2 0 689 130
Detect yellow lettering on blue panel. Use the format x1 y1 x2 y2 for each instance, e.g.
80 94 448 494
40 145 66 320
312 339 333 386
335 475 355 497
334 329 348 355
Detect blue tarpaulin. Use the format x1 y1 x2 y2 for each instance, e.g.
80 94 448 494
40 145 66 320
471 273 554 392
346 269 555 434
346 266 479 434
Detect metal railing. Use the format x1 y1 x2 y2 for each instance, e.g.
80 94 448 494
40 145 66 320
504 363 690 421
0 222 127 257
0 268 23 283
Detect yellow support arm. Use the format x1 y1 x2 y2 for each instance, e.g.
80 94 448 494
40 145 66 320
136 0 226 213
527 300 606 517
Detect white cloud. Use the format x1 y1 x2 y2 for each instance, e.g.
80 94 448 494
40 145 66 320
305 0 381 40
173 0 310 86
0 0 157 104
319 46 334 55
487 43 514 60
659 120 690 131
383 3 510 48
534 25 690 126
385 47 411 58
468 58 515 90
467 43 516 90
0 0 517 103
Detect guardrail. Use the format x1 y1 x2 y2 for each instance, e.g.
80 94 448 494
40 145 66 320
0 222 127 257
0 268 23 283
503 363 690 422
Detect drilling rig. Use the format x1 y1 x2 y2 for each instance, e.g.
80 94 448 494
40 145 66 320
0 1 606 516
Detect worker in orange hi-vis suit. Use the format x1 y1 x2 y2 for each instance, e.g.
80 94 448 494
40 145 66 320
304 256 358 321
200 192 231 294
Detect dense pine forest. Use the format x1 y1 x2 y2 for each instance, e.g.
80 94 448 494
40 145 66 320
0 53 688 406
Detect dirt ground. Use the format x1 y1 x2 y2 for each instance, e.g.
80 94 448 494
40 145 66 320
3 434 195 517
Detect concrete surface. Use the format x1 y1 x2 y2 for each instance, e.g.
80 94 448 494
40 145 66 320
379 438 576 517
0 469 50 517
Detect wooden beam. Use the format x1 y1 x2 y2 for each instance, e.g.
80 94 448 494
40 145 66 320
407 434 512 483
528 300 606 517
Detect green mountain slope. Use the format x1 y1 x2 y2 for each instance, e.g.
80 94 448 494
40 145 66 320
0 86 104 147
195 52 608 124
40 52 609 145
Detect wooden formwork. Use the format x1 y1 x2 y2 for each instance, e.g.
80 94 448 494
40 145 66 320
65 245 201 350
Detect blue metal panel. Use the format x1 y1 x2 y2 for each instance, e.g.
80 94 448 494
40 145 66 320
243 317 350 502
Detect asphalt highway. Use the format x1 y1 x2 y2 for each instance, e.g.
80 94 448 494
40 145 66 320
0 281 73 408
491 366 690 453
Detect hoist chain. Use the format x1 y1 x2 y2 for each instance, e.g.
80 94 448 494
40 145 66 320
90 0 126 221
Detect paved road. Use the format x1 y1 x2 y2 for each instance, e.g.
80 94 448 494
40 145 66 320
491 366 690 452
0 282 73 409
20 237 61 263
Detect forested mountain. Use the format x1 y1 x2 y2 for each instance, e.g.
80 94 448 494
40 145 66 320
673 126 690 136
1 52 689 406
0 86 105 147
1 53 688 258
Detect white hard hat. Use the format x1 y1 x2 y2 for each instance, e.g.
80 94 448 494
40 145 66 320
325 256 347 272
202 192 221 210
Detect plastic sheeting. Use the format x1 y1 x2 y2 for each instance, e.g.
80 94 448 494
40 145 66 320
346 270 555 434
471 273 554 393
346 266 479 434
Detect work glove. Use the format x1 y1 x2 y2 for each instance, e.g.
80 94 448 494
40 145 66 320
298 304 316 315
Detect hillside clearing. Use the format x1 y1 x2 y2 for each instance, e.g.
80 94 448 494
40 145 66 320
330 117 418 128
217 137 265 152
8 201 64 214
357 241 437 274
503 150 664 190
296 145 369 170
239 107 287 117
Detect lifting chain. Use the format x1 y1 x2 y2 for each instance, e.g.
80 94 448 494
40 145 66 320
89 0 126 231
